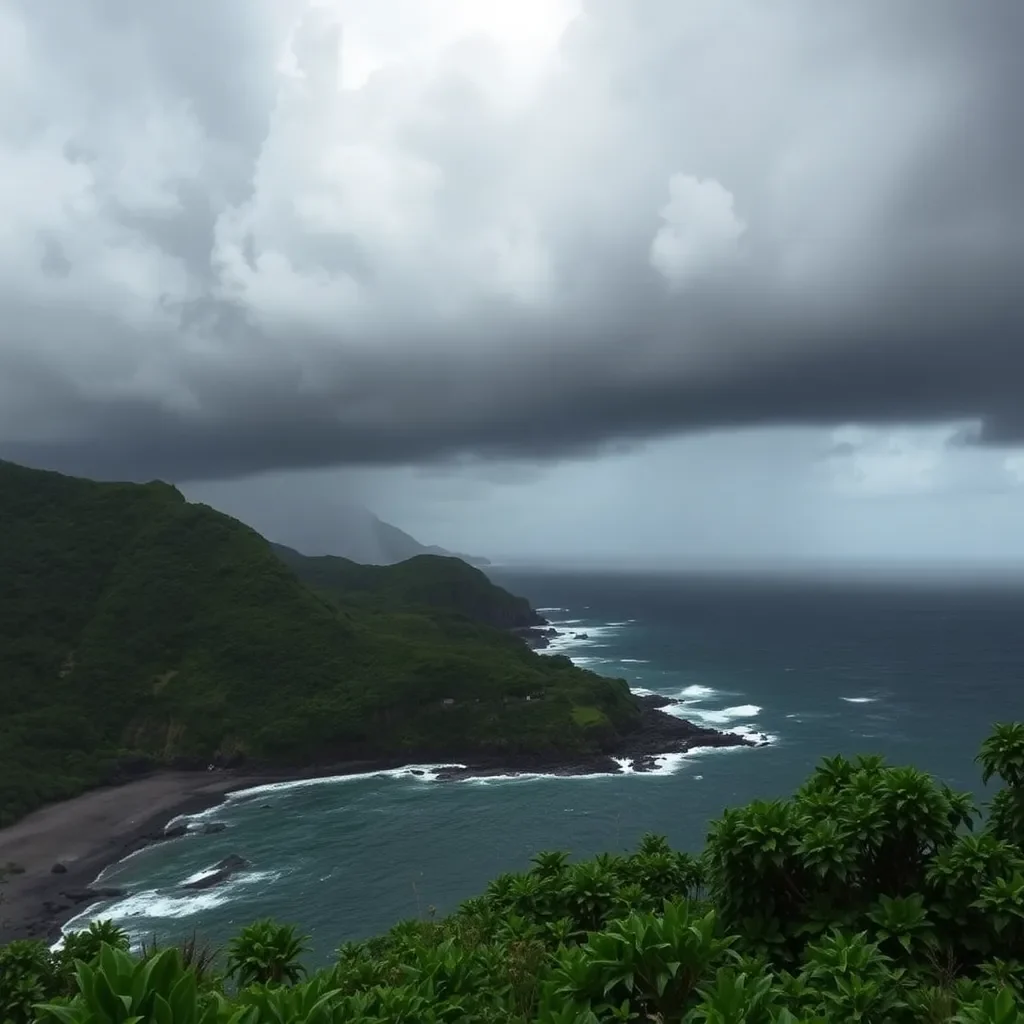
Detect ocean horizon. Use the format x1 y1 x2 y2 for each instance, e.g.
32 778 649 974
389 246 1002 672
64 568 1024 963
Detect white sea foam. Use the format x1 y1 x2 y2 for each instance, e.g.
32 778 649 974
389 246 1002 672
841 696 877 704
729 725 777 745
668 703 761 724
620 658 649 664
645 753 690 775
688 730 778 753
61 870 282 941
179 862 242 887
675 684 717 700
607 754 690 777
466 769 614 786
629 686 657 696
185 763 469 812
536 607 567 613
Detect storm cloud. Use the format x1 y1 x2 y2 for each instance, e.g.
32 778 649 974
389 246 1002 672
1 0 1022 483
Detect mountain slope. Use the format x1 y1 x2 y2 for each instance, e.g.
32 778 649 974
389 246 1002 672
370 516 490 567
270 544 537 630
0 461 640 827
180 481 488 566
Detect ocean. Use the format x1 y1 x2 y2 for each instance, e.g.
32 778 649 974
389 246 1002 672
67 570 1024 964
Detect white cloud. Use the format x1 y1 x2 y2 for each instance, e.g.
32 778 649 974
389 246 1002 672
650 174 747 288
212 1 567 332
823 424 964 497
1005 453 1024 486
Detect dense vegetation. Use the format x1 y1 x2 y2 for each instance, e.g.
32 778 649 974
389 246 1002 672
0 460 639 827
4 723 1024 1022
270 544 539 630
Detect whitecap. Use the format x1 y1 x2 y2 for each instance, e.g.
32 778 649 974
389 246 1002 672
619 658 650 664
189 763 469 809
465 770 613 786
629 686 657 696
686 729 777 753
676 684 717 699
669 703 761 724
841 696 877 704
608 754 688 777
61 870 282 940
729 725 777 745
644 753 690 776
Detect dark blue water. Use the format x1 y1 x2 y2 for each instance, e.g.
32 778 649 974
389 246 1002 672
68 571 1024 962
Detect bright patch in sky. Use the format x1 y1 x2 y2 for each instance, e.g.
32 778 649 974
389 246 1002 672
314 0 581 93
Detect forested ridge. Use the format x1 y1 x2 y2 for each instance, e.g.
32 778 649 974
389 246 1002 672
0 460 639 827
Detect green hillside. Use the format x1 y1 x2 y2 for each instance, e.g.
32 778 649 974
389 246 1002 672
271 543 539 629
0 461 640 827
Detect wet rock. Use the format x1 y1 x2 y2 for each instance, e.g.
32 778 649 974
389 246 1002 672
199 822 227 835
163 823 189 839
633 693 676 710
181 853 250 891
50 863 67 874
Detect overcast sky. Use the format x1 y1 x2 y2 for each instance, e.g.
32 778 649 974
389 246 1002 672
3 0 1024 570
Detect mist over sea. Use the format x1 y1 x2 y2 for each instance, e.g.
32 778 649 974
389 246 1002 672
70 570 1024 963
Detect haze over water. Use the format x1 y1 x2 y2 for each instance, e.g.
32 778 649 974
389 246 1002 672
71 570 1024 964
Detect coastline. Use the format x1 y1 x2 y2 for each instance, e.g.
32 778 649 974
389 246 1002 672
0 772 272 945
0 697 759 945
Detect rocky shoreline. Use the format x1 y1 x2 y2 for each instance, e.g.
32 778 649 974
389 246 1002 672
433 694 760 779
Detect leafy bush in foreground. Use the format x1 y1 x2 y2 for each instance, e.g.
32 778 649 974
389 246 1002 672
8 722 1024 1022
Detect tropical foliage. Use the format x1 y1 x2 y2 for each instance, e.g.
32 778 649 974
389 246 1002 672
0 459 640 827
6 722 1024 1022
271 543 542 630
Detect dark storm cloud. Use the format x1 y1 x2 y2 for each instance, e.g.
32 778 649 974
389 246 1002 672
1 0 1022 483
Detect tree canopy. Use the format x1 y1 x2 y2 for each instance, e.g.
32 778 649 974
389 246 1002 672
0 460 638 827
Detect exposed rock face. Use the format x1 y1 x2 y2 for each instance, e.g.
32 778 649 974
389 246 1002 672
430 693 758 782
602 693 757 764
162 819 227 840
512 625 560 649
180 854 250 891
